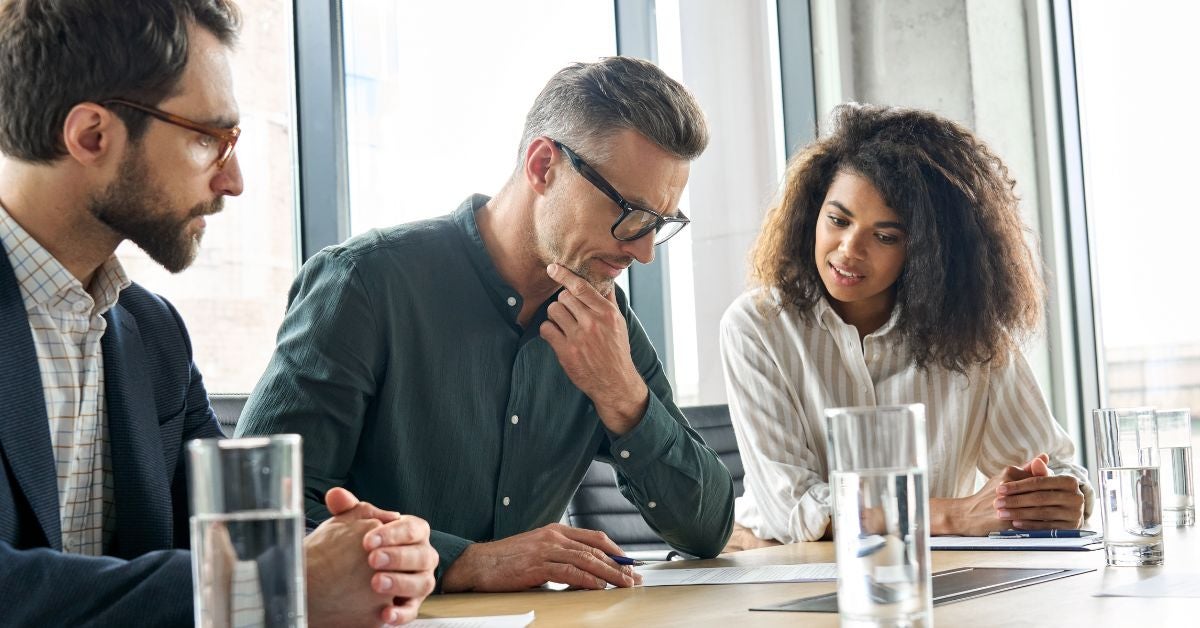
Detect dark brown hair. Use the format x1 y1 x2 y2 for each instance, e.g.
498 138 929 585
519 56 709 166
0 0 241 163
751 103 1043 372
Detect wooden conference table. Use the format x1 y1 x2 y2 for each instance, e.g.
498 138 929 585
419 525 1198 627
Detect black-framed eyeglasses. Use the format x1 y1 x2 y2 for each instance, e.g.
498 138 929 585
102 98 241 170
551 139 690 245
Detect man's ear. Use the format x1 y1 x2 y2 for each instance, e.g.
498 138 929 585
523 136 557 196
61 103 125 167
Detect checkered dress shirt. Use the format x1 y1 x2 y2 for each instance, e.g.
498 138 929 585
0 203 129 555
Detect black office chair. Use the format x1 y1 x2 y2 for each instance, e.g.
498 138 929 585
209 393 249 434
565 404 744 551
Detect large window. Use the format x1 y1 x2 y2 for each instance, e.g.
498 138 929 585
341 0 617 235
1072 3 1200 424
653 0 796 406
116 0 298 395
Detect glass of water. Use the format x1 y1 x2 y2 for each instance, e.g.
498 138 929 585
1156 408 1195 526
825 404 931 628
1092 407 1164 566
188 435 306 628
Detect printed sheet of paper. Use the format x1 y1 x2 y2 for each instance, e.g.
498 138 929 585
408 611 535 627
929 535 1103 551
636 563 837 587
1096 573 1200 598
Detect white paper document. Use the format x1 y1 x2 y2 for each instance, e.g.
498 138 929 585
636 563 837 587
408 611 535 627
929 535 1103 551
1096 573 1200 598
625 548 690 562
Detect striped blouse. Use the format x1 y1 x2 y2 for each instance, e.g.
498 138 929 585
719 289 1093 543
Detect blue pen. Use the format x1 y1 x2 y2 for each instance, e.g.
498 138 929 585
607 554 645 566
987 529 1097 539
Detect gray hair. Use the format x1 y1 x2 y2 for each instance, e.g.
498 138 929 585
518 56 709 167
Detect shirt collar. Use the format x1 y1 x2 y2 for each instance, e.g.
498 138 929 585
89 255 131 316
451 194 528 325
815 294 901 340
0 201 130 316
813 296 839 332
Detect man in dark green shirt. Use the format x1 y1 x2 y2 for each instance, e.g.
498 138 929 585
237 57 735 593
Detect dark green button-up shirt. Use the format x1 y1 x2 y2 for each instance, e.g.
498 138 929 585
237 195 734 582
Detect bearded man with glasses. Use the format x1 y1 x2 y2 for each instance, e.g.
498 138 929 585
0 1 437 625
239 57 736 593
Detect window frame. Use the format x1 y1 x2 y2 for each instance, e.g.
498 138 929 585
1048 0 1103 469
294 0 351 260
291 2 1105 449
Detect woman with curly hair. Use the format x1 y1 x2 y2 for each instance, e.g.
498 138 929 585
719 104 1093 549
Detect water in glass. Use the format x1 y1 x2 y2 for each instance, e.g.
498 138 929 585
831 467 931 627
191 509 305 628
1098 466 1164 566
1160 446 1195 526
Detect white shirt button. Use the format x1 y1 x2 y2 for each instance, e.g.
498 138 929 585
506 296 517 306
510 415 519 425
502 496 511 506
72 301 88 313
648 501 657 509
619 450 631 459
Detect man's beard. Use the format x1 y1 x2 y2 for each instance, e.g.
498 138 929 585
534 196 628 296
88 150 223 273
538 236 620 296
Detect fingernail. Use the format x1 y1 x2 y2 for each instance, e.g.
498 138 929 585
546 263 557 273
374 551 389 567
369 534 383 549
998 509 1011 518
379 576 393 591
390 610 401 623
997 485 1009 495
994 498 1006 508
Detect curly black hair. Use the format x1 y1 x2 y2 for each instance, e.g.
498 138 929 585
751 103 1043 372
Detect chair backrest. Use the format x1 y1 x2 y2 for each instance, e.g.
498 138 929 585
565 404 744 550
209 393 249 435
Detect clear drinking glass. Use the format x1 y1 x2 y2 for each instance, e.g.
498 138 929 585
1156 408 1195 526
825 404 932 628
187 435 307 628
1092 407 1164 566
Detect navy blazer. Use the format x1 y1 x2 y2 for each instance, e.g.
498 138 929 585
0 253 223 626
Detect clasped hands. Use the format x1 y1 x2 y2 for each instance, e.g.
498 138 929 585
934 453 1086 536
305 487 438 627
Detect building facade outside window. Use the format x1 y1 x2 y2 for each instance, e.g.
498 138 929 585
342 0 617 235
116 0 298 395
1072 3 1200 423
